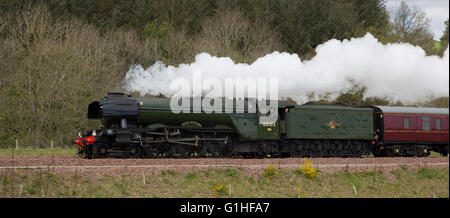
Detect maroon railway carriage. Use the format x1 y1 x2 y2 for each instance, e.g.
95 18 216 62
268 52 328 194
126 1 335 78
373 106 449 156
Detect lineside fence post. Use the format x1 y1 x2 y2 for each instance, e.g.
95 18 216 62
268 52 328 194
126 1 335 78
15 139 18 150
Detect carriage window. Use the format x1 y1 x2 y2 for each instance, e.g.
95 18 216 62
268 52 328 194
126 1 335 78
403 118 410 129
422 117 430 131
436 118 442 130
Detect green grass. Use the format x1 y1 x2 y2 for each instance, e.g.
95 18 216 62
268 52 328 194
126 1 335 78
0 148 76 156
1 167 448 198
429 151 445 157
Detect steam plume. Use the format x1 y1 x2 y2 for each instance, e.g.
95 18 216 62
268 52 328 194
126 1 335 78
123 33 449 104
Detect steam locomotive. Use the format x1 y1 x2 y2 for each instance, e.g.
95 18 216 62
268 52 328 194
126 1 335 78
74 92 449 158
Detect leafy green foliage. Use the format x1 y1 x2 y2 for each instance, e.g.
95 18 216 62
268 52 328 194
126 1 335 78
0 0 393 58
439 19 449 56
143 21 174 41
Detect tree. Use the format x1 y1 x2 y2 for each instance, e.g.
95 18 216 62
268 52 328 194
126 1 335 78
195 10 283 63
439 19 449 56
0 5 156 147
364 96 390 106
390 1 435 54
420 96 449 108
185 0 202 36
351 0 391 42
333 84 367 106
202 0 218 17
352 0 390 31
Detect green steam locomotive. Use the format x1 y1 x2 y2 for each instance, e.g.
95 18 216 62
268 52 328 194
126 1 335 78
75 92 379 158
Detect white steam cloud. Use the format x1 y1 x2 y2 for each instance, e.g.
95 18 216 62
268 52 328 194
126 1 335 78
123 33 449 104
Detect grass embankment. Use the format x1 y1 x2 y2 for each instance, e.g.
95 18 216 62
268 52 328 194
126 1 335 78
0 148 76 156
1 167 448 198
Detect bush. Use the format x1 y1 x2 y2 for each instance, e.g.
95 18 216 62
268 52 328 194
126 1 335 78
298 158 317 179
214 183 230 196
0 5 154 148
264 165 279 179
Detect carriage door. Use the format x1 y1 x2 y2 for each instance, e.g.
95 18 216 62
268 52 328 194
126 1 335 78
404 115 417 141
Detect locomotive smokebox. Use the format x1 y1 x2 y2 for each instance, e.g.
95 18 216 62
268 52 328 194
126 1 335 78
88 92 138 120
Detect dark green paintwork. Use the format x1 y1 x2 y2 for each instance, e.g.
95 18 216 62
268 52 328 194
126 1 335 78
285 105 373 140
229 113 259 139
137 98 233 129
136 97 263 139
111 97 373 141
257 120 280 139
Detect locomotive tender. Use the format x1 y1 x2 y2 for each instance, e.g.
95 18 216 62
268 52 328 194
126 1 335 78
74 92 449 158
